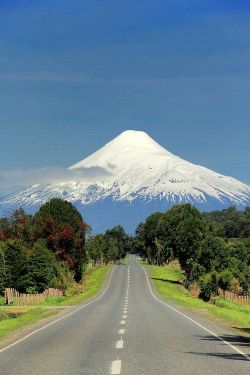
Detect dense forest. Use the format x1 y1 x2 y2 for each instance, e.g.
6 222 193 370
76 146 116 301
134 205 250 301
0 198 131 295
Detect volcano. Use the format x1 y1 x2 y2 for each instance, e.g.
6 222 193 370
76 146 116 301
1 130 249 232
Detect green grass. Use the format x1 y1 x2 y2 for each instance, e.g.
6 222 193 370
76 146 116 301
136 257 146 265
0 265 112 340
0 308 59 339
40 264 112 306
147 265 250 330
118 256 128 265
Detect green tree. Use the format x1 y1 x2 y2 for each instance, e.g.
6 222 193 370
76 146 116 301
86 234 106 266
133 223 147 259
105 225 130 260
22 240 57 293
0 245 6 293
198 235 228 273
105 237 119 264
199 271 218 301
217 269 234 292
3 240 28 292
157 204 207 271
143 212 164 264
34 198 87 281
34 198 83 231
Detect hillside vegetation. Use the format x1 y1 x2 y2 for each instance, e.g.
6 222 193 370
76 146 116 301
134 205 250 301
0 198 131 299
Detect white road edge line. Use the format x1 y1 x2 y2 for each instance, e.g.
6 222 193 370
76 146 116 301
0 267 116 354
120 320 126 325
142 265 250 361
111 359 121 374
118 329 125 334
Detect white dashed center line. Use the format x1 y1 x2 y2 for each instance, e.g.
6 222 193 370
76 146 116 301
111 267 131 374
111 360 121 374
116 340 124 349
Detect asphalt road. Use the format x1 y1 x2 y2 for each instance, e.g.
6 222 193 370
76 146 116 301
0 255 249 374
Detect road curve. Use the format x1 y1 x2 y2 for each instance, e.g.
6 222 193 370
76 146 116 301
0 255 249 374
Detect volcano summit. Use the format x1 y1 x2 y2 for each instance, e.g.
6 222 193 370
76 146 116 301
1 130 249 232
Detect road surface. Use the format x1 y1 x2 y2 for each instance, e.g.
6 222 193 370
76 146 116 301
0 255 249 374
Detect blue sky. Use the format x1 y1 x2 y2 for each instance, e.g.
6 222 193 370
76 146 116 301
0 0 250 193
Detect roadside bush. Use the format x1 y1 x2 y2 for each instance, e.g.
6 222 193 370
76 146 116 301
217 269 234 291
49 261 75 292
199 271 218 302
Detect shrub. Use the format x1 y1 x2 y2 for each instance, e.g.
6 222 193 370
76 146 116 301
217 269 234 291
199 271 218 302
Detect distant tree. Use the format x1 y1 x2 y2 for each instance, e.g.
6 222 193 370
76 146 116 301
105 225 130 260
133 223 147 258
203 206 250 239
105 238 119 264
10 208 33 243
86 234 106 266
143 212 164 264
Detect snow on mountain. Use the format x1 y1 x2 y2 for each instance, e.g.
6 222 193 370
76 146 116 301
0 130 249 231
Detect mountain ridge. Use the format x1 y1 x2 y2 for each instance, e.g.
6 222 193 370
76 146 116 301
0 130 249 231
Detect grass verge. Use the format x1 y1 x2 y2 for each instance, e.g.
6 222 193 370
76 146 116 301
0 265 112 340
118 256 128 265
147 264 250 331
0 308 59 340
40 264 112 306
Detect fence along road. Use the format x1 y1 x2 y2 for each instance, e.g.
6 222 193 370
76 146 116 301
0 255 249 375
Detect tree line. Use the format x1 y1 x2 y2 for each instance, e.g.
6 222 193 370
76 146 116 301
134 204 250 301
0 198 130 295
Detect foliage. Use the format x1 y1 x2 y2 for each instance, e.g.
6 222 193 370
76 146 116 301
148 264 250 328
203 206 250 238
135 204 250 300
0 199 128 296
199 271 218 301
105 225 132 259
33 198 87 281
86 234 108 265
86 226 130 266
22 240 57 293
2 240 28 292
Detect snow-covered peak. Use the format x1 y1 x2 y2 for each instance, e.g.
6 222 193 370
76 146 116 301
1 130 249 210
70 130 174 171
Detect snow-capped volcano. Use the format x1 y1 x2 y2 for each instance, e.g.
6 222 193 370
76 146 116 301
0 130 249 231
